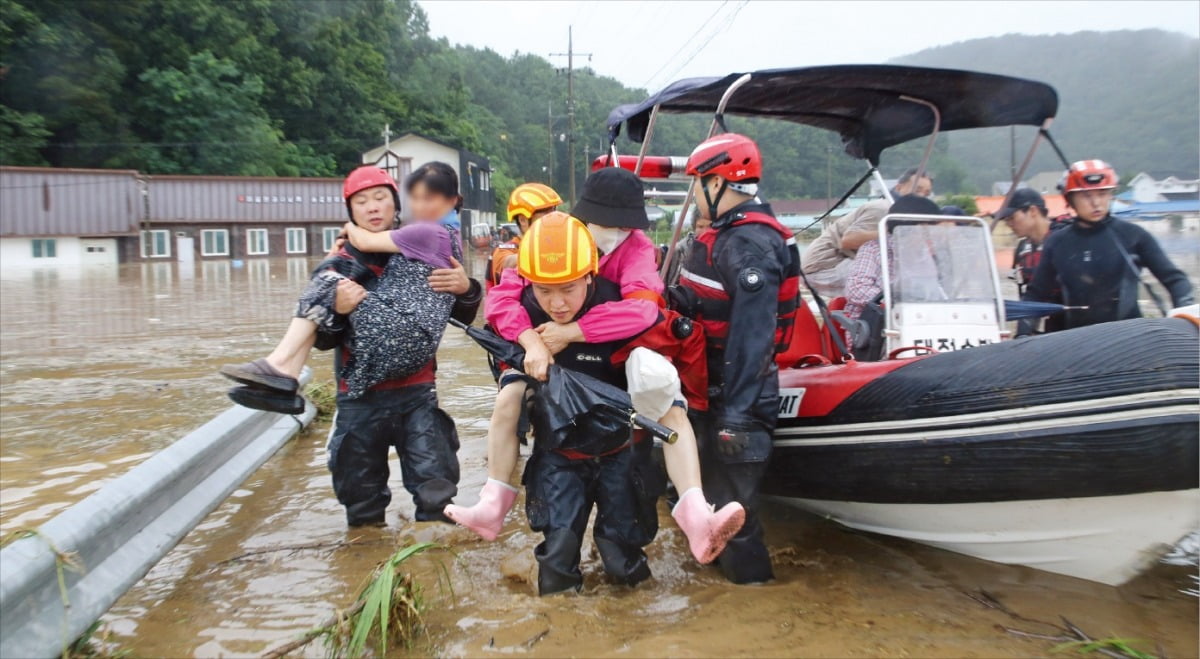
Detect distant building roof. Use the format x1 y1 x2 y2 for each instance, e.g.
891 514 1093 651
992 170 1061 196
362 132 490 169
975 194 1070 219
1113 199 1200 217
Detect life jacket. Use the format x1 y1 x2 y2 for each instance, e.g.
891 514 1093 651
520 276 634 458
521 276 628 388
678 205 802 359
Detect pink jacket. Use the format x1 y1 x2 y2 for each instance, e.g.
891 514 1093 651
486 229 663 343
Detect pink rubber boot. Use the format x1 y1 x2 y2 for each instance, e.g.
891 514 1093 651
671 487 746 564
444 478 519 541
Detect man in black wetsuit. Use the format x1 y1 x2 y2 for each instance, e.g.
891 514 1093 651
1024 159 1193 330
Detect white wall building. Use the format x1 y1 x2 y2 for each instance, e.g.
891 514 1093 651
0 166 139 268
1126 172 1200 203
361 132 497 231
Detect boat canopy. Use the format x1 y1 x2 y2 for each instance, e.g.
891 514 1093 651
606 65 1058 164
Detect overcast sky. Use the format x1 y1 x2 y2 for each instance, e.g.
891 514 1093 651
419 1 1199 90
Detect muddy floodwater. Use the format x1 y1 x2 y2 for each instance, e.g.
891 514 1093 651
2 226 1198 658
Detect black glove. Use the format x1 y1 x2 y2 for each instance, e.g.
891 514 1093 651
666 284 699 317
716 428 751 457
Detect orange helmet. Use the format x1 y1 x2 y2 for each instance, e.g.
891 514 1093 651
507 182 563 224
1061 160 1118 194
517 211 598 284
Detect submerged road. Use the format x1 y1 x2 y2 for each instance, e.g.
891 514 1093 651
1 228 1197 657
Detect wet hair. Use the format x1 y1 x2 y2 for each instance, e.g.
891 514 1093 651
897 168 934 185
405 161 463 212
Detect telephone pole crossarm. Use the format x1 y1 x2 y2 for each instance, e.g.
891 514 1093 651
550 25 593 207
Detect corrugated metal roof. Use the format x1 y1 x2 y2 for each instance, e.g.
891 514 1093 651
0 167 142 237
145 176 346 224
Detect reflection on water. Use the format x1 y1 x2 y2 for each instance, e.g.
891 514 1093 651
1 234 1197 657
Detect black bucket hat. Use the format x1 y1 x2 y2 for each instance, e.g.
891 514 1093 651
571 168 650 230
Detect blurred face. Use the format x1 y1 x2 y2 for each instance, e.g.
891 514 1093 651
897 175 934 198
408 181 458 223
531 276 591 324
1068 189 1113 223
1006 207 1037 239
694 213 713 232
519 207 554 235
349 185 395 232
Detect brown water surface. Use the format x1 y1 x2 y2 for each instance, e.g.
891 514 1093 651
1 233 1197 658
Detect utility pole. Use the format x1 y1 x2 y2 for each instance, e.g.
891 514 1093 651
382 123 392 149
1009 125 1017 182
547 102 555 184
551 26 592 206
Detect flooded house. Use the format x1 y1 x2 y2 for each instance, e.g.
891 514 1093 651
0 166 352 265
139 173 346 263
0 166 142 267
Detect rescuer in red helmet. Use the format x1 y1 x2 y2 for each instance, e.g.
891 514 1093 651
220 165 484 527
670 133 804 584
1024 159 1193 329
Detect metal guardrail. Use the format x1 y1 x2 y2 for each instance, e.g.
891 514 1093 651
0 369 317 658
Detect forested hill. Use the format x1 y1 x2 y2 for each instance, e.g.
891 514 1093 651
894 30 1200 191
1 1 1195 202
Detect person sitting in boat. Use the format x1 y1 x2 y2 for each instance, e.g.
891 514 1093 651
802 168 933 298
495 213 723 594
671 132 804 585
842 195 945 322
447 169 745 566
995 188 1068 335
1024 160 1193 330
486 183 562 289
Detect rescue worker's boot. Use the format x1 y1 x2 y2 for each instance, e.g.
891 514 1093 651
535 529 584 595
443 478 518 541
671 487 746 564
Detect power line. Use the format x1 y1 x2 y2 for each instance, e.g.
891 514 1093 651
654 1 750 89
639 1 730 91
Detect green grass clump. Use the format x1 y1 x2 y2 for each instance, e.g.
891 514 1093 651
262 542 440 659
1053 636 1157 659
303 380 338 421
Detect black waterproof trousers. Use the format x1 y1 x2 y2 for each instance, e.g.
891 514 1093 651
523 440 657 595
692 410 775 584
327 384 460 526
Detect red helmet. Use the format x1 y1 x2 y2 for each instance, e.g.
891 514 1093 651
343 166 399 200
685 133 762 182
1061 160 1118 194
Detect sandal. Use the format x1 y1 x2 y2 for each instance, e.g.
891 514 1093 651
219 358 299 393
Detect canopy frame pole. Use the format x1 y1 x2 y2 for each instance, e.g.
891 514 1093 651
898 95 942 186
660 73 754 280
872 169 895 204
799 166 878 233
992 118 1054 228
1040 125 1070 168
633 105 660 175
